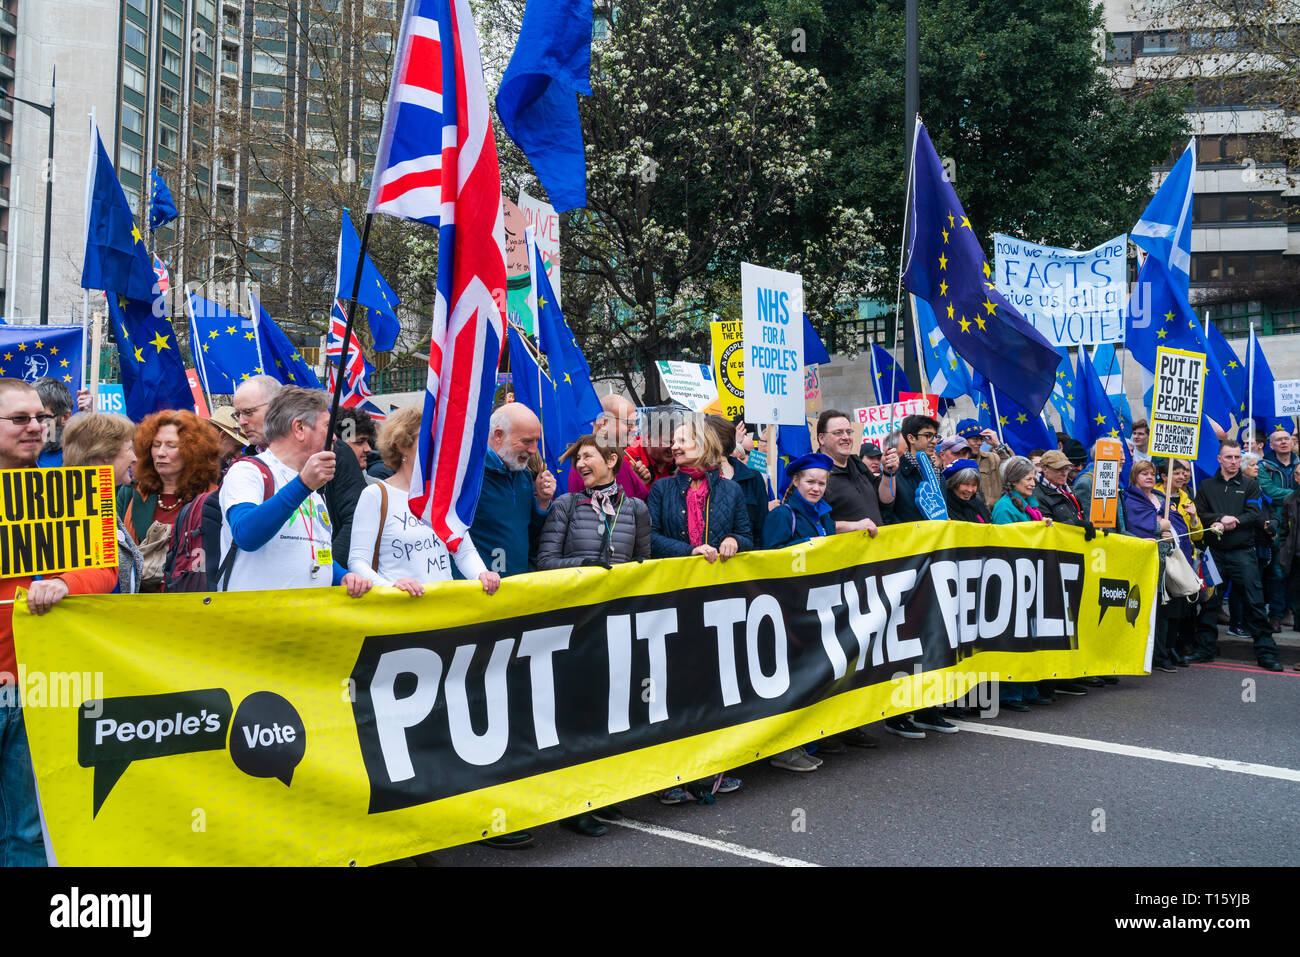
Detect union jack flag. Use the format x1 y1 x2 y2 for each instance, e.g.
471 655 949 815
368 0 506 551
326 298 375 408
152 254 170 294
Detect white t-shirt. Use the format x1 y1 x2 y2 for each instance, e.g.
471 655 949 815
348 480 487 586
219 450 334 592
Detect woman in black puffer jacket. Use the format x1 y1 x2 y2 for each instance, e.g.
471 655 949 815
538 435 651 570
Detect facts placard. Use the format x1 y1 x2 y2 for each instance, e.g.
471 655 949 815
1150 347 1206 460
0 466 118 578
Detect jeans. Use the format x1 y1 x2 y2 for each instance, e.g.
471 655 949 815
0 696 47 867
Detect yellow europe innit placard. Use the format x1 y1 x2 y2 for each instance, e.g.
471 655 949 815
0 466 118 577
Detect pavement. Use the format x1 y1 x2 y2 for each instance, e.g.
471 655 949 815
412 633 1300 868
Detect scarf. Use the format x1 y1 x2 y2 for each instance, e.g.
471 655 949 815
789 489 831 536
682 468 711 547
588 480 621 518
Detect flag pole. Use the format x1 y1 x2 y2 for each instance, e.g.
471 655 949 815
989 387 1004 445
1247 320 1255 443
326 211 373 441
185 292 215 413
891 115 922 404
247 276 267 375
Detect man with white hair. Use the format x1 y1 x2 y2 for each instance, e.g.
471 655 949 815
232 374 365 559
565 393 650 498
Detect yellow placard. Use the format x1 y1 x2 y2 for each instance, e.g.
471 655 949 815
711 319 744 420
0 466 117 578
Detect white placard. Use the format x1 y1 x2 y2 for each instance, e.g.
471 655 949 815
1274 379 1300 416
992 233 1127 346
741 263 804 426
853 399 930 443
518 190 561 309
1151 346 1206 458
655 360 717 412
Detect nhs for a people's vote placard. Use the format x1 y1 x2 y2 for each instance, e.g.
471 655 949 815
993 234 1126 347
741 263 803 426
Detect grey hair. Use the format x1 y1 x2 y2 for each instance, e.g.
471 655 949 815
1242 451 1262 467
883 430 902 451
263 386 330 443
33 377 73 417
489 405 512 440
945 467 980 491
1000 455 1036 493
243 373 283 401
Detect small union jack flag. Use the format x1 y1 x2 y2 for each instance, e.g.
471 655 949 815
325 298 374 408
152 254 170 295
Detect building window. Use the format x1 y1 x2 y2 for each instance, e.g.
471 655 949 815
308 60 325 80
1189 30 1238 50
120 145 143 175
126 0 146 12
160 86 178 111
306 129 335 151
160 126 179 151
196 0 216 22
124 22 147 54
124 62 147 95
363 32 393 53
253 88 285 110
1193 192 1284 224
1141 31 1182 55
1105 34 1132 63
162 48 182 74
194 68 213 94
255 18 288 40
163 9 183 36
122 104 144 135
253 52 287 76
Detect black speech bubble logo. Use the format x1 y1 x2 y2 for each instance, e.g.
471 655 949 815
1125 583 1142 627
78 689 233 817
1098 578 1130 625
228 692 306 786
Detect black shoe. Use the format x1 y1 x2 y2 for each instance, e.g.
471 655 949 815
884 717 926 739
1173 657 1190 668
1054 681 1088 695
1002 701 1031 712
1080 676 1105 687
480 831 534 849
1186 654 1214 664
1101 675 1120 684
1155 663 1178 673
1259 660 1284 672
592 805 624 822
563 814 608 837
816 736 849 754
1028 694 1053 705
912 713 959 733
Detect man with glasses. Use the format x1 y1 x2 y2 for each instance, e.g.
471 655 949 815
565 393 650 498
0 380 117 866
232 375 366 562
881 414 940 525
819 409 893 534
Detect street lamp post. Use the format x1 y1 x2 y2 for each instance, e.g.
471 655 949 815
1 67 55 325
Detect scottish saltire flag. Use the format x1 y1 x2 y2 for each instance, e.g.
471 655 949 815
533 229 602 435
0 326 84 392
506 324 565 476
1132 140 1194 292
152 255 170 295
369 0 507 551
871 343 910 405
248 291 322 388
912 293 973 399
149 168 178 231
335 216 401 352
108 293 194 420
1072 345 1129 470
973 370 1056 455
326 299 375 407
1247 327 1293 435
903 122 1060 413
187 293 262 395
495 0 593 212
1090 343 1133 431
803 314 831 365
82 127 156 302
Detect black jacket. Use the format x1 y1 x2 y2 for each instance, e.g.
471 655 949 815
944 485 992 524
1194 470 1263 551
729 456 771 541
1034 477 1085 527
884 454 925 524
824 455 883 526
323 436 366 559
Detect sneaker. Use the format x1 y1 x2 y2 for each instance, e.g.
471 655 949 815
816 737 848 754
770 747 820 772
1269 618 1283 633
1283 612 1294 627
912 714 959 733
715 775 743 794
842 726 880 748
1227 625 1250 638
884 717 926 739
805 751 824 767
659 786 694 805
1054 681 1088 695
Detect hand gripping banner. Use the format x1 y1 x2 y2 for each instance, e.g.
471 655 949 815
14 522 1157 866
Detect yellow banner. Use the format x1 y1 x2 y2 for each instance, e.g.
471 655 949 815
15 522 1157 866
0 466 117 578
711 319 744 420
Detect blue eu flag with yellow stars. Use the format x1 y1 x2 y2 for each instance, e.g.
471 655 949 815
1047 349 1077 433
972 369 1056 455
82 128 157 303
903 121 1060 414
108 292 195 421
0 326 84 392
249 291 322 389
335 216 401 353
534 239 603 441
1071 344 1128 460
188 293 264 395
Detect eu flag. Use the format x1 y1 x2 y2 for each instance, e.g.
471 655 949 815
803 314 831 365
1048 349 1078 433
0 326 85 393
188 294 263 395
871 343 910 405
495 0 593 212
775 422 813 497
534 238 602 436
1071 345 1129 463
1247 329 1293 435
335 216 401 353
972 369 1056 455
1205 321 1246 415
249 292 322 388
81 128 157 302
108 293 195 421
913 293 974 400
150 168 179 231
903 122 1060 413
506 324 566 478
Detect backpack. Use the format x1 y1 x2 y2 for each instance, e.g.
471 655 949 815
161 457 275 593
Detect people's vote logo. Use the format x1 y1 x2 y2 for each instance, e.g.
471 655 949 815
22 353 48 381
1098 578 1141 627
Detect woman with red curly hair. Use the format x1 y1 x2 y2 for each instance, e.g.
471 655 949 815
116 410 220 591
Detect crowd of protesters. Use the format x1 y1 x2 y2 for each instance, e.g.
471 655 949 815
1 372 1296 865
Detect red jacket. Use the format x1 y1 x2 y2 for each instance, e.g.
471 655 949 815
0 567 118 683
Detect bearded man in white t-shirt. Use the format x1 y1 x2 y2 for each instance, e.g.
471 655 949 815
218 386 372 596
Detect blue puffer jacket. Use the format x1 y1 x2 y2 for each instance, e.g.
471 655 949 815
647 470 753 557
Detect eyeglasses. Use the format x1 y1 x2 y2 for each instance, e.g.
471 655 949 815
232 403 267 421
824 429 855 438
917 431 938 440
0 413 55 427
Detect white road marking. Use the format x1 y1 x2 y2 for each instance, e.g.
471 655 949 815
948 720 1300 783
606 817 821 867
